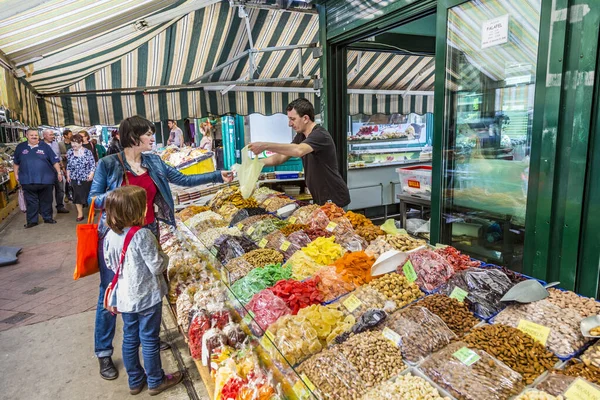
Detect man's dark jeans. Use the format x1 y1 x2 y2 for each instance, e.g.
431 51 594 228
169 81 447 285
21 184 53 224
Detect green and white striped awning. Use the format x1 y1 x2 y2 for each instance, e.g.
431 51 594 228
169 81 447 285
1 1 436 126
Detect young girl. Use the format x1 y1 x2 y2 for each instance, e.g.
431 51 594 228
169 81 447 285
103 185 183 395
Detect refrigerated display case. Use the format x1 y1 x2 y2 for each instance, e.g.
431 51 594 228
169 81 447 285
439 0 541 270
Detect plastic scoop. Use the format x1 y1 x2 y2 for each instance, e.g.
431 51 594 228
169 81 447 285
581 315 600 338
371 250 408 276
500 280 560 303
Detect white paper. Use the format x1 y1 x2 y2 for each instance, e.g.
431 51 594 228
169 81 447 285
481 14 509 49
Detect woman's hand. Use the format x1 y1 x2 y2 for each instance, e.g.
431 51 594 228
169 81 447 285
221 171 234 183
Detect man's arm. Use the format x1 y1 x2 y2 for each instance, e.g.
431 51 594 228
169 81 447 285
249 142 313 158
53 163 63 182
13 164 19 183
261 154 290 167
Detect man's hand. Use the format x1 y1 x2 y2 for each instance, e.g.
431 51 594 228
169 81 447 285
87 173 94 181
221 171 234 183
248 142 269 155
57 174 63 182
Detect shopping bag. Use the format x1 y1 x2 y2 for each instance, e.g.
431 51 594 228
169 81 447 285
74 199 100 280
232 146 263 199
66 182 74 202
17 188 26 213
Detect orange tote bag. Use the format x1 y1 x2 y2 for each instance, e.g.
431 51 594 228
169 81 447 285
74 199 100 279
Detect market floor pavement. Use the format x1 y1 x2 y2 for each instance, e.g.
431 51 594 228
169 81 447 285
0 205 209 400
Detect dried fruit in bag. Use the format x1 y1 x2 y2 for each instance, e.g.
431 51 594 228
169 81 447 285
402 249 454 292
315 266 356 302
270 278 324 314
284 250 325 281
334 251 375 286
247 289 292 332
302 236 345 265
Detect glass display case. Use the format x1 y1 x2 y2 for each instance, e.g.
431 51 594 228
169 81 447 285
348 113 431 169
439 0 541 270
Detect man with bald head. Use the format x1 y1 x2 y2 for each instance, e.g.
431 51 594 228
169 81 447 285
43 129 69 214
14 129 63 228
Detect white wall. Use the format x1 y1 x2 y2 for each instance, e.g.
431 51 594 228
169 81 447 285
248 114 293 144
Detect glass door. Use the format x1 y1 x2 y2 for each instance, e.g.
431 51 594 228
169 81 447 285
437 0 542 270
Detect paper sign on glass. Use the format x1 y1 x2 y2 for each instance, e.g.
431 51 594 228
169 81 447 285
481 14 509 49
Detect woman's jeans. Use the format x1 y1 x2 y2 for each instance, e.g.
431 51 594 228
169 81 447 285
122 302 165 389
94 221 159 358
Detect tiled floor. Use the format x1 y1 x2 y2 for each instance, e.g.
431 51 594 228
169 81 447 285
0 204 98 331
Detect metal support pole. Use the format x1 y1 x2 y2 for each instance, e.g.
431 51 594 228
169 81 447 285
248 52 256 80
189 51 249 84
297 49 303 78
238 6 255 49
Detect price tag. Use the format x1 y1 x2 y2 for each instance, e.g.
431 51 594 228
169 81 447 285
258 238 268 248
343 294 363 312
237 223 244 230
453 347 480 366
242 310 255 325
288 216 297 224
210 246 218 257
246 226 255 235
280 241 291 251
402 260 418 283
264 198 272 206
300 374 316 392
382 327 401 346
564 378 600 400
326 222 338 232
518 319 551 346
449 287 469 302
293 380 310 399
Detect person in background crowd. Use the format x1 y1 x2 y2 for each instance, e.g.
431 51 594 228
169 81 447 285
58 128 73 154
13 129 62 228
81 130 99 162
107 130 123 155
92 138 107 159
42 129 69 214
66 134 96 221
198 123 213 151
103 185 183 396
59 129 73 204
249 98 351 207
166 119 184 147
89 115 233 381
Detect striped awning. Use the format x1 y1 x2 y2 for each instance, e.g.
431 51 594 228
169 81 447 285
2 1 437 126
349 93 433 116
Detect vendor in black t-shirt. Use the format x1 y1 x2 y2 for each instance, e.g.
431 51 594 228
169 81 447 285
249 98 351 207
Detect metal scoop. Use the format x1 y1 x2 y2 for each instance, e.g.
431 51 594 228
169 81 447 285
500 280 560 303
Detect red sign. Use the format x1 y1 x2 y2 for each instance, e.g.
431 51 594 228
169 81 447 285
408 180 421 189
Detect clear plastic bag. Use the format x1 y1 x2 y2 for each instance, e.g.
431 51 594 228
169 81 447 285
246 219 278 242
297 304 355 346
308 209 331 231
231 146 264 199
536 373 599 397
290 204 320 225
302 236 345 266
314 266 357 302
261 230 287 253
361 372 451 400
284 250 325 281
297 349 367 400
332 286 391 319
229 208 268 227
222 321 247 349
215 235 246 264
382 306 457 364
175 291 194 332
492 300 590 359
402 249 454 292
286 230 312 248
225 257 256 284
217 203 239 223
438 268 513 319
582 341 600 369
188 309 211 360
247 289 292 332
364 236 394 258
263 314 322 365
420 341 524 400
202 327 227 366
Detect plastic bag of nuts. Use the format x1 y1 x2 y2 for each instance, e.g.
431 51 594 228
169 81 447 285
416 294 479 336
381 306 457 364
438 268 513 319
513 389 563 400
582 341 600 369
546 288 600 318
420 341 525 400
559 359 600 385
492 300 591 359
361 371 452 400
297 349 367 400
365 236 395 258
463 324 559 384
336 330 408 388
536 373 600 397
367 272 424 309
332 286 392 319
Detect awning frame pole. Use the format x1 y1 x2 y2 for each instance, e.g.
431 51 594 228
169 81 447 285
296 48 304 78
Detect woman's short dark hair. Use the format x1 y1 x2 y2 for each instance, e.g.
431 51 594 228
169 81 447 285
71 133 83 144
105 186 147 234
119 116 154 148
286 98 315 122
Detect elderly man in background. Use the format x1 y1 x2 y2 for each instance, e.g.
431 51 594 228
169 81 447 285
14 129 63 228
43 129 69 214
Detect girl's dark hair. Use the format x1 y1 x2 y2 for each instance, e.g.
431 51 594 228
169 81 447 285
71 133 83 144
119 115 154 148
105 186 147 234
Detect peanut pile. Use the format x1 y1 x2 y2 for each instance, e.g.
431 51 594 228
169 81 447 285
367 273 423 308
